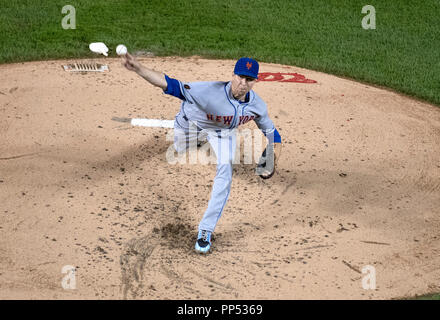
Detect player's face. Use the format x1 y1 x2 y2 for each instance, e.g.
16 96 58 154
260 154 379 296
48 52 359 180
231 73 257 99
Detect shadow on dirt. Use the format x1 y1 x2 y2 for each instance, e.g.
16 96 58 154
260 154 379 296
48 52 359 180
119 220 196 299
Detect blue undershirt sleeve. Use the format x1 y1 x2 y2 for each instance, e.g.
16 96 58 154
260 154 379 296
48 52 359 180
163 75 185 100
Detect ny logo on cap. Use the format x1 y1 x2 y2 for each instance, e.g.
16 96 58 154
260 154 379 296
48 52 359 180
246 62 252 70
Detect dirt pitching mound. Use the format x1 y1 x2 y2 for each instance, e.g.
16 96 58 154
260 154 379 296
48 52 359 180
0 57 439 299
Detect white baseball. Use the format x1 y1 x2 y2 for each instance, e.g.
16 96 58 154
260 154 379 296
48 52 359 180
116 44 127 56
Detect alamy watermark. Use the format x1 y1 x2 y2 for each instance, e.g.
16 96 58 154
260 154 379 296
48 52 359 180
362 5 376 30
361 265 376 290
61 265 76 290
61 5 76 29
165 121 271 167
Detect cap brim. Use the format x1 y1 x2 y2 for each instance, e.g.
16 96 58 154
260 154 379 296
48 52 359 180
234 71 258 79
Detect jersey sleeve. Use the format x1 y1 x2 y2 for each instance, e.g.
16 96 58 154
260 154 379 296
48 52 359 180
253 100 274 130
253 101 282 144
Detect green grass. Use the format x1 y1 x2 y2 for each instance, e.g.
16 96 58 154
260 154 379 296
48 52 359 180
1 0 439 106
411 293 440 300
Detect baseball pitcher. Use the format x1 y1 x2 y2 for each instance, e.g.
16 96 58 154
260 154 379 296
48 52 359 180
122 54 282 253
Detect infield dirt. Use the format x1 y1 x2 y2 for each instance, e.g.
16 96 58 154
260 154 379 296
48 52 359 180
0 57 439 299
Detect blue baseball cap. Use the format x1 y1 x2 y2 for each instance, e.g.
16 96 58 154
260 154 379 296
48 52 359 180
234 57 259 79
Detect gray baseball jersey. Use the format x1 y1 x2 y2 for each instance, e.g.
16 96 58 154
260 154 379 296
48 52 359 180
170 79 275 135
